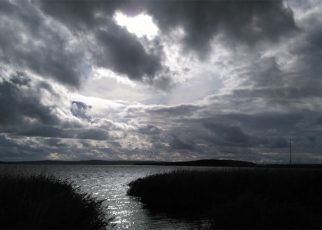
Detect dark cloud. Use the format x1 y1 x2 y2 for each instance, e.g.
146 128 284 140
238 57 286 88
137 125 162 135
38 0 165 84
168 135 197 150
0 0 167 88
131 100 322 163
38 0 124 30
0 73 60 128
95 26 162 80
71 101 92 121
0 73 110 142
76 128 108 140
147 104 202 118
2 0 322 163
36 0 298 85
141 0 297 57
0 1 85 87
269 137 288 148
0 134 113 161
0 135 47 161
287 20 322 91
1 0 298 89
203 122 249 146
216 113 304 131
18 126 65 138
16 125 109 141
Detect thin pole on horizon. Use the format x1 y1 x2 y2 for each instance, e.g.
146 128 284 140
289 136 292 165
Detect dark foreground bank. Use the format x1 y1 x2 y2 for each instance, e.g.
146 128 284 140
128 168 322 229
0 174 110 229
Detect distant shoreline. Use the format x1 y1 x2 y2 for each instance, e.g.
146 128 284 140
1 159 322 168
0 159 254 166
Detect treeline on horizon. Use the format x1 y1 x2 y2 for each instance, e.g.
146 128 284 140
2 158 322 169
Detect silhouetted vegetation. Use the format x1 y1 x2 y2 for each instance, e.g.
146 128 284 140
0 174 110 229
128 168 322 228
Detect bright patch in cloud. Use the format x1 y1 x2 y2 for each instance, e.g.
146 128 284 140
114 11 159 39
94 67 136 87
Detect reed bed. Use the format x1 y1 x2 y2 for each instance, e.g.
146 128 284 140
0 173 110 229
128 168 322 228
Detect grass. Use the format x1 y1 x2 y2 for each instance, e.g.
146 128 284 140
0 173 111 229
128 168 322 229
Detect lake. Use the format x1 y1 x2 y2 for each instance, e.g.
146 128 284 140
0 165 214 229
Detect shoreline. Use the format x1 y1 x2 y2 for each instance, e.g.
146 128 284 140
2 159 322 168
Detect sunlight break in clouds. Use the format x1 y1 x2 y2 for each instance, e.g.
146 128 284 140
1 0 322 163
114 11 159 39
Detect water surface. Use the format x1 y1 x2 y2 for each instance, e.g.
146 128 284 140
0 165 214 229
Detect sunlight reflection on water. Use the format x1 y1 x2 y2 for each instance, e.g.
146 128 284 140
0 165 214 230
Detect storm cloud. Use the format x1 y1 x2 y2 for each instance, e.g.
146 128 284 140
38 0 166 84
1 0 322 163
0 1 85 87
142 0 297 57
0 73 60 127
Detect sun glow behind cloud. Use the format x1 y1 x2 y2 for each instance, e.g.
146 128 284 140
3 0 322 163
114 11 159 39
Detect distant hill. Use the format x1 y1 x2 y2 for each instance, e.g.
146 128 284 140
2 159 322 168
141 159 256 167
0 159 256 167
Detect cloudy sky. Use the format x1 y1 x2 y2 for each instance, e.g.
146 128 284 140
1 0 322 163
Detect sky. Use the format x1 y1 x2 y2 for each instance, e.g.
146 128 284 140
0 0 322 163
